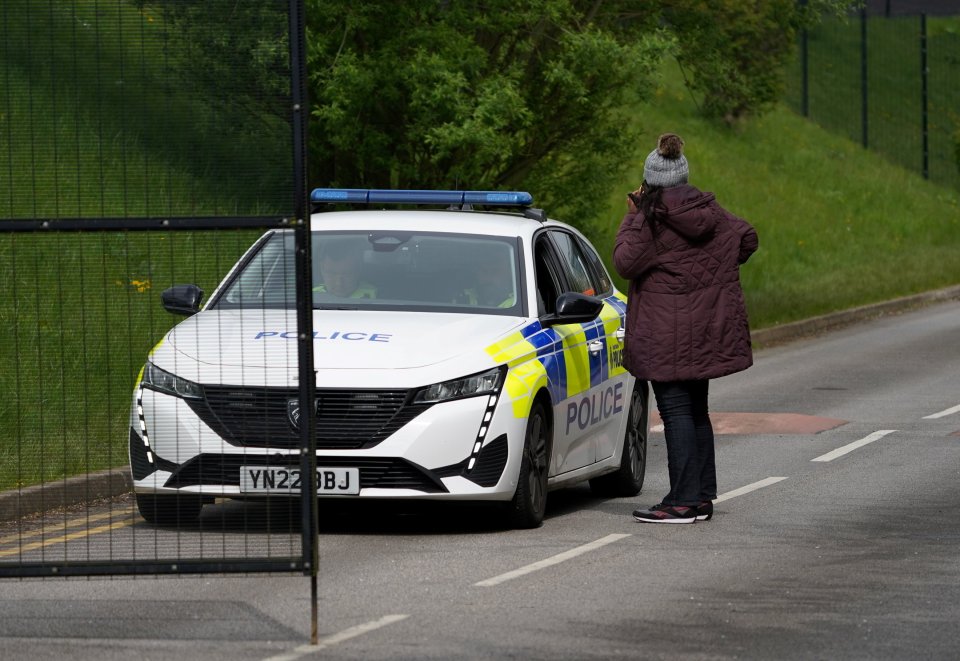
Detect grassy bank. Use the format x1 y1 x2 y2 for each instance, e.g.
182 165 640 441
784 15 960 191
586 60 960 330
0 231 257 490
0 1 275 489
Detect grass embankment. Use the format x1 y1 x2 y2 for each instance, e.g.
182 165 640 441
587 59 960 330
783 15 960 192
0 2 271 489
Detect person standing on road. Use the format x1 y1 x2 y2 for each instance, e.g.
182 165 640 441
613 133 758 524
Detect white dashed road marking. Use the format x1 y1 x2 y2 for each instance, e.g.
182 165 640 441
262 423 912 657
811 429 897 462
474 533 631 587
923 404 960 420
262 614 409 661
713 476 789 503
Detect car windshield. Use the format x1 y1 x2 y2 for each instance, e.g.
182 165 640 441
215 230 523 315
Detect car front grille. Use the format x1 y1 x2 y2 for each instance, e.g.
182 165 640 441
186 386 431 450
164 453 448 493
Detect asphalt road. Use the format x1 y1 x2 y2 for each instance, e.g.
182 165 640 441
1 300 959 660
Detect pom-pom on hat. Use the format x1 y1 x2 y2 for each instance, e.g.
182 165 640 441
643 133 689 188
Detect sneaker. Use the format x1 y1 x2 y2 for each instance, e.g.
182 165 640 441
695 501 713 521
632 503 697 524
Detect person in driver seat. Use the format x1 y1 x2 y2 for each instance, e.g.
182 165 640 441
314 239 377 299
457 249 516 308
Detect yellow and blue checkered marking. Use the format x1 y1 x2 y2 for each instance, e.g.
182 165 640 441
485 294 628 417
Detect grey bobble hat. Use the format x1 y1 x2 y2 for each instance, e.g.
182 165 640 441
643 133 688 188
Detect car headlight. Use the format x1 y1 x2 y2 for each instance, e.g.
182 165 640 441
413 366 505 404
141 361 203 399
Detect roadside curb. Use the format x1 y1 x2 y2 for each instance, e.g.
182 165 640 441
750 284 960 348
0 468 132 523
2 284 958 522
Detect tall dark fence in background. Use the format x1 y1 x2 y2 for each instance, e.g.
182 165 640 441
787 4 960 191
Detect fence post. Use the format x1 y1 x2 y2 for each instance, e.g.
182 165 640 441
920 13 929 180
801 0 809 117
287 0 320 645
860 7 868 148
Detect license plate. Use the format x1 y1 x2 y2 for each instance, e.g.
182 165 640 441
239 466 360 495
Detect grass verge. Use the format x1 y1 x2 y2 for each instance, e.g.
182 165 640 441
586 59 960 330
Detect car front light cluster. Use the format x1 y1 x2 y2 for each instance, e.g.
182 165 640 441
413 366 504 404
142 361 203 399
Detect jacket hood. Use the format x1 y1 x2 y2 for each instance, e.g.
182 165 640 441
655 185 717 241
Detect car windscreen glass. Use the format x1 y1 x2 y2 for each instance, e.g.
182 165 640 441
214 231 522 315
313 232 521 314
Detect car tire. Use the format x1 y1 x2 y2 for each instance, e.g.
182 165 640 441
589 381 648 497
135 493 204 527
505 401 550 529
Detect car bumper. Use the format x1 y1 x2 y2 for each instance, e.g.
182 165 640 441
130 386 525 501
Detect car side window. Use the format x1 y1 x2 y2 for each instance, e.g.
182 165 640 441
549 230 595 296
575 235 613 297
534 235 562 316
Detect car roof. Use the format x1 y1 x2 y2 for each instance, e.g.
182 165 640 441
307 208 570 241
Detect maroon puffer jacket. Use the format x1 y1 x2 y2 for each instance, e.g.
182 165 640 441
613 184 758 382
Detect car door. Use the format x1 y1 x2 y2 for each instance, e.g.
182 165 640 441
533 233 595 476
548 229 629 466
571 231 633 462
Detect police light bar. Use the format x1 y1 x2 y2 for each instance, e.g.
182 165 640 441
310 188 534 207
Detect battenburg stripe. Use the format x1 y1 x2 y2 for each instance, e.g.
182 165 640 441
486 301 630 417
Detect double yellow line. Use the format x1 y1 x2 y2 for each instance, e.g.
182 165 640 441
0 510 139 558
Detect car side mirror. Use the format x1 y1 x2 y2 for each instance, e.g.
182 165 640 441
161 284 204 316
541 292 603 327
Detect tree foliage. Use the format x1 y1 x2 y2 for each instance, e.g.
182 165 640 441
143 0 858 219
305 0 666 219
649 0 858 124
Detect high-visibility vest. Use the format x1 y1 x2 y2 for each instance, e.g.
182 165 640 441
461 287 515 308
314 283 377 299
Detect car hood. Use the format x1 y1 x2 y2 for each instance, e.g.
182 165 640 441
162 308 526 371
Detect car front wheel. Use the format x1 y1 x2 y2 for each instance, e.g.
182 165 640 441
505 401 550 529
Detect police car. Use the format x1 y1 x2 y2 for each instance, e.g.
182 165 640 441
130 189 648 528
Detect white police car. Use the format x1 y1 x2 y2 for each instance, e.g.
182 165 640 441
130 189 648 528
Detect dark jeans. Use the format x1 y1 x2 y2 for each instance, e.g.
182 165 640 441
651 380 717 507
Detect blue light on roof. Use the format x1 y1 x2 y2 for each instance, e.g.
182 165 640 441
311 189 369 202
310 188 534 207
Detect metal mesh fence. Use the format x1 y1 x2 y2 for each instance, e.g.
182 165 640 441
786 9 960 191
0 230 308 572
1 0 293 223
0 1 313 578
